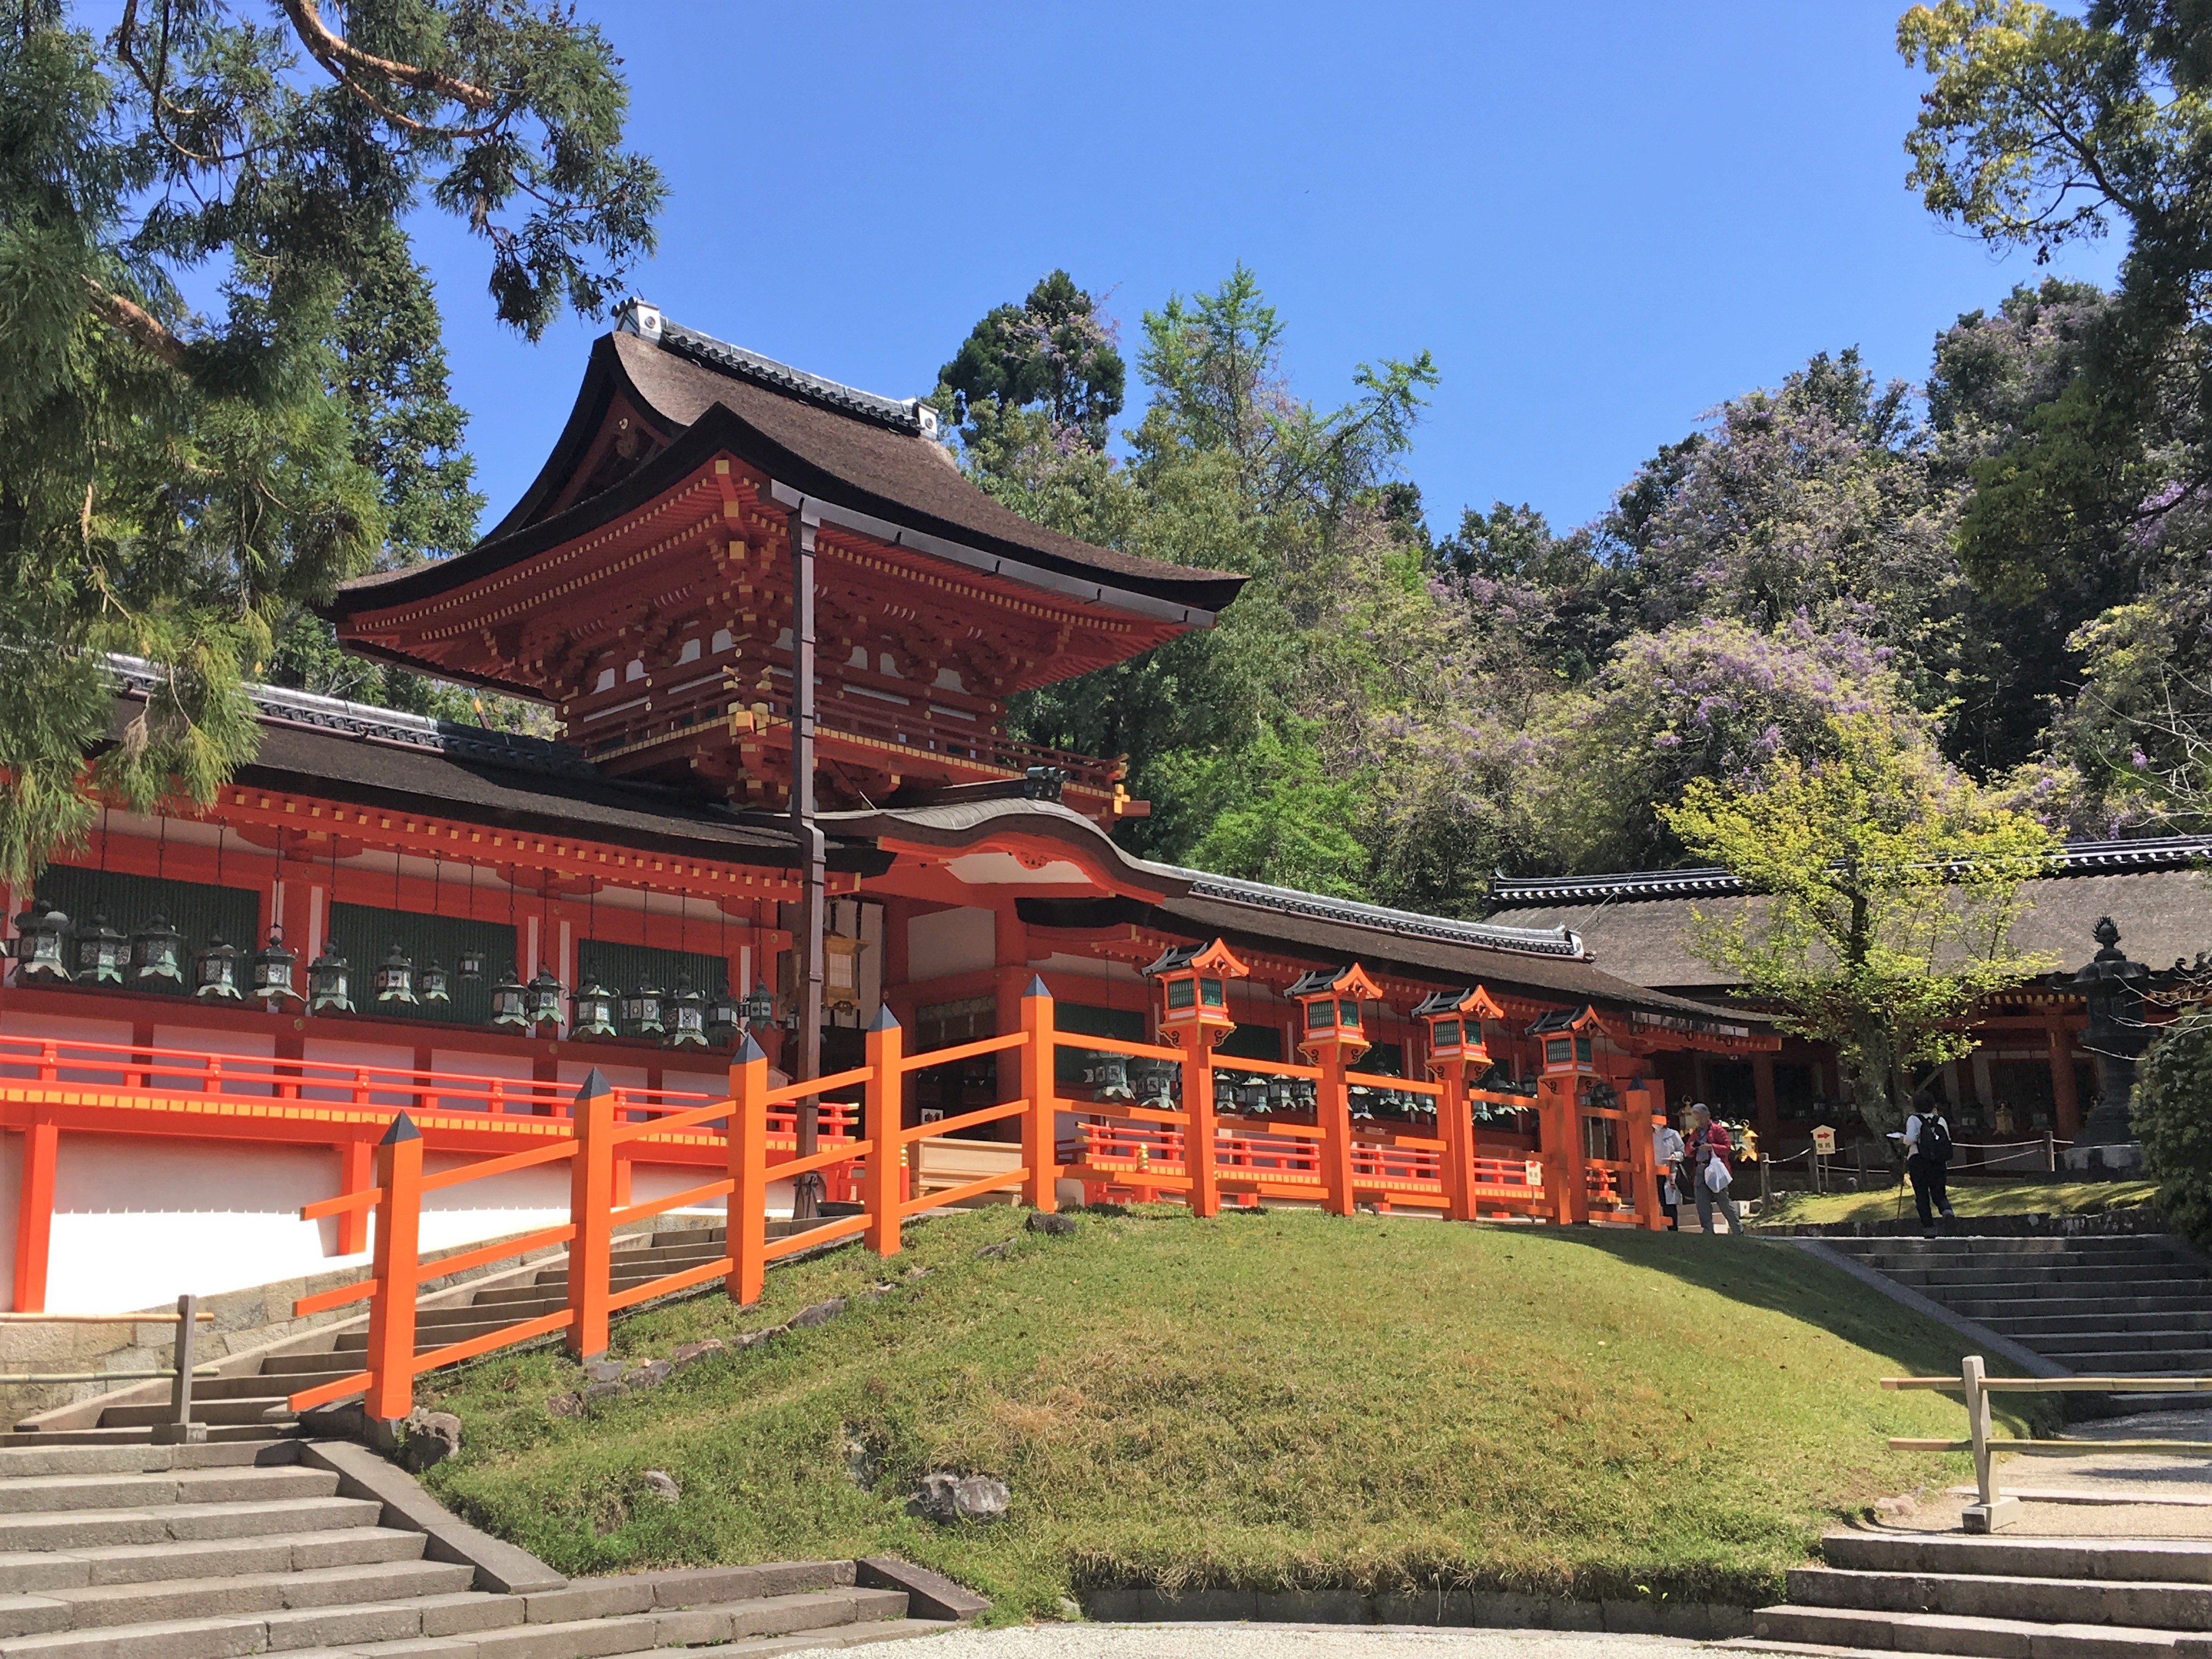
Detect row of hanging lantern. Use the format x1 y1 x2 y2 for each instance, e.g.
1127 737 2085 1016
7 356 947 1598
9 895 777 1050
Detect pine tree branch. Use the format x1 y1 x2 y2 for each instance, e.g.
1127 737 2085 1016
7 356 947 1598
274 0 494 114
82 279 187 370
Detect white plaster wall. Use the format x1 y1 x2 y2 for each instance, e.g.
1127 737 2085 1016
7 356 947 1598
151 1026 276 1097
0 1013 136 1085
300 1037 418 1107
908 907 995 981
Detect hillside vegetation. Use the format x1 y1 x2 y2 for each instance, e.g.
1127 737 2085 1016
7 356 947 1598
418 1206 2047 1621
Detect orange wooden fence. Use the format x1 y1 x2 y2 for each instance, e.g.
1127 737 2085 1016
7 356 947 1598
284 979 1662 1423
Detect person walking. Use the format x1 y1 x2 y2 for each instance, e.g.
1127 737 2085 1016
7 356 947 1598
1685 1103 1746 1238
1902 1100 1957 1236
1653 1112 1686 1231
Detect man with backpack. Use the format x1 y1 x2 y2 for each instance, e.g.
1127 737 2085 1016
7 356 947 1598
1903 1101 1957 1235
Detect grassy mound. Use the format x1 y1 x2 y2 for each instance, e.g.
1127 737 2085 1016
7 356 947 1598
1762 1175 2157 1228
417 1206 2050 1621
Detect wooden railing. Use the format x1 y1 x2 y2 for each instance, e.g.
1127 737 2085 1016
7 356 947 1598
1883 1359 2212 1532
281 980 1661 1424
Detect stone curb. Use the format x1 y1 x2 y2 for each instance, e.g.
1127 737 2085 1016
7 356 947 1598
1076 1585 1755 1638
857 1556 992 1621
298 1438 569 1594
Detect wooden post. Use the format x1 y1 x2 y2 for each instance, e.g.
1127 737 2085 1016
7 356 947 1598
12 1121 57 1314
566 1069 615 1361
1180 1040 1218 1220
862 1009 903 1258
1019 977 1059 1214
726 1035 768 1307
1537 1077 1587 1224
335 1139 373 1257
1316 1048 1355 1217
363 1114 422 1426
1438 1073 1477 1223
2046 1021 2081 1140
150 1293 204 1444
787 504 826 1218
1624 1084 1662 1231
2042 1130 2056 1174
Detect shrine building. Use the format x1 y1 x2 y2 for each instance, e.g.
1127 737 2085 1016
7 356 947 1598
0 304 1774 1321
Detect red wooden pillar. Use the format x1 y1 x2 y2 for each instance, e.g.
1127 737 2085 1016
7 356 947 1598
565 1070 614 1361
1316 1048 1355 1217
1176 1035 1220 1220
1019 977 1060 1213
363 1114 422 1425
335 1138 374 1256
1750 1053 1779 1151
12 1122 58 1313
1537 1076 1587 1224
1624 1082 1665 1231
1437 1073 1477 1223
726 1036 768 1306
2047 1020 2081 1139
862 1010 903 1258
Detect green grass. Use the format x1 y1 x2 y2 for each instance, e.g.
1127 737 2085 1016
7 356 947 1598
416 1206 2055 1621
1760 1175 2158 1228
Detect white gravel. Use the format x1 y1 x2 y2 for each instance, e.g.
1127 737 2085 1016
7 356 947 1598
905 1626 1734 1658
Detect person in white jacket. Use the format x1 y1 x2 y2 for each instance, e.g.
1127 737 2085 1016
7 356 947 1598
1653 1114 1686 1232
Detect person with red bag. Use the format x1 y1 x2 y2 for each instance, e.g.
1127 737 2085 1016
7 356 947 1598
1685 1103 1746 1239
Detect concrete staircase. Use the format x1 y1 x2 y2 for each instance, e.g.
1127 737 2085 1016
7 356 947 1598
0 1436 952 1657
1740 1531 2212 1656
65 1222 817 1442
1819 1234 2212 1376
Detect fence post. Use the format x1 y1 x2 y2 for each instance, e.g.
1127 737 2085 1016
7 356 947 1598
2042 1131 2056 1175
336 1139 374 1257
1438 1073 1476 1223
363 1113 422 1427
1957 1354 2018 1532
1019 977 1059 1214
1759 1149 1771 1211
1316 1048 1355 1217
150 1293 205 1445
726 1035 768 1307
566 1069 615 1361
863 1009 903 1258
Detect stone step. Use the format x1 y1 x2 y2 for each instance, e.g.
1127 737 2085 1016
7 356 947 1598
0 1446 281 1483
0 1526 425 1595
1790 1565 2212 1630
0 1469 334 1519
0 1495 382 1553
1821 1531 2212 1583
1952 1296 2211 1321
1891 1266 2204 1290
255 1355 363 1378
2023 1329 2212 1357
31 1555 475 1630
1981 1311 2212 1338
95 1400 291 1431
1750 1602 2203 1656
610 1618 966 1657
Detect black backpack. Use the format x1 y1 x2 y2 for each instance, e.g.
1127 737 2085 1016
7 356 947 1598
1919 1114 1953 1164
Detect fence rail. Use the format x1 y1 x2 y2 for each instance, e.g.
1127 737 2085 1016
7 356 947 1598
1881 1357 2212 1531
280 981 1670 1425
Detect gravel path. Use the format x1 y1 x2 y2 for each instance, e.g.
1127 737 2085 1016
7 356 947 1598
907 1626 1734 1658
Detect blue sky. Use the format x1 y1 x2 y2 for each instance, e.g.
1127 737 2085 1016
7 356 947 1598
407 0 2122 542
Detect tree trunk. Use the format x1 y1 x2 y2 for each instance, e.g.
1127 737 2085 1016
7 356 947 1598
1848 1012 1903 1137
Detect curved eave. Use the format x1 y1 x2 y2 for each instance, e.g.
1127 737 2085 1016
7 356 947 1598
332 336 1246 622
817 800 1192 905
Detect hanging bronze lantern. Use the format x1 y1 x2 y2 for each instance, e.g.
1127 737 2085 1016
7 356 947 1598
569 977 618 1039
489 964 529 1029
307 944 354 1013
252 928 301 1007
420 958 450 1003
664 975 708 1048
131 913 185 986
12 899 70 984
193 934 242 1001
704 983 743 1048
621 981 665 1040
374 941 418 1006
72 911 127 986
457 944 488 981
526 966 563 1029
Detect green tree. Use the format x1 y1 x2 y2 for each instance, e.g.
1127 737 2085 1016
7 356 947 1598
1660 711 2059 1133
2137 1007 2212 1250
0 0 660 881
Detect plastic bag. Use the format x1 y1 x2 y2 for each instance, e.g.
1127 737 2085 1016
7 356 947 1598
1703 1159 1732 1194
1662 1180 1680 1206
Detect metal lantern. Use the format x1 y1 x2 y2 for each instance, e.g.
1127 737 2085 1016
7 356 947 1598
1527 1003 1602 1079
308 944 354 1013
664 975 708 1048
570 977 619 1039
525 966 564 1029
489 964 529 1029
1414 985 1504 1080
12 899 70 983
457 944 488 982
705 984 743 1047
72 911 127 985
621 981 665 1040
1141 938 1249 1049
373 941 417 1005
252 928 300 1006
420 958 450 1003
131 913 185 985
193 934 242 1001
1082 1055 1132 1102
1288 963 1383 1062
740 979 776 1026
